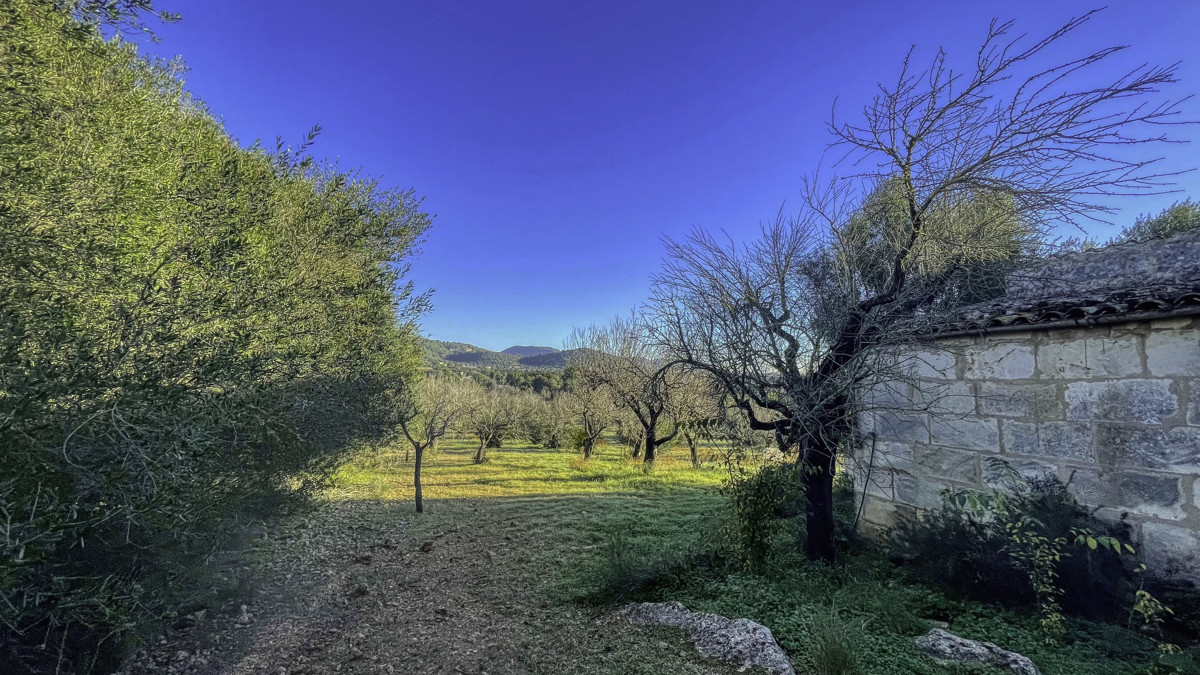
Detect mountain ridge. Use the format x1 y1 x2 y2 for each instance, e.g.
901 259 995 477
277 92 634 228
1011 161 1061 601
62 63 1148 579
420 337 578 370
500 345 559 357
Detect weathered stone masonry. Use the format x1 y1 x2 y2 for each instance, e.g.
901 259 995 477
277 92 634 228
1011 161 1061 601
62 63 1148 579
857 229 1200 582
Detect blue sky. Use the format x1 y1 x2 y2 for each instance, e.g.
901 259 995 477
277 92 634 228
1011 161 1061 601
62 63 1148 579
146 1 1200 351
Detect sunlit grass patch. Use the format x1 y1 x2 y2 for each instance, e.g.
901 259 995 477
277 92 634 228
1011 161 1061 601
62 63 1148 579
329 435 725 502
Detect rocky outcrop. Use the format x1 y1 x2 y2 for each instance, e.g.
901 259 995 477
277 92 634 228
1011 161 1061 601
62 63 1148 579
915 628 1041 675
619 601 795 675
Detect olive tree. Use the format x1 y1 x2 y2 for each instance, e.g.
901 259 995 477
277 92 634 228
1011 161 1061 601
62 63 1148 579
649 11 1185 563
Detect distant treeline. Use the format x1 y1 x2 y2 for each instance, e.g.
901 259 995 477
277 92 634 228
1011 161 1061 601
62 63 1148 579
0 2 430 671
430 363 574 395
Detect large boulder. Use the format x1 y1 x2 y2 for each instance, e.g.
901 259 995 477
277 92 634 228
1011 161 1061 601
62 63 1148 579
915 628 1041 675
619 601 795 675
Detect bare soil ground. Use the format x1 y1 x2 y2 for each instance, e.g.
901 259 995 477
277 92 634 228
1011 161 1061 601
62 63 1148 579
118 496 742 675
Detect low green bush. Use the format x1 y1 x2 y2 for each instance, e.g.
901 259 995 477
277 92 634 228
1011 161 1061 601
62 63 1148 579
885 467 1138 625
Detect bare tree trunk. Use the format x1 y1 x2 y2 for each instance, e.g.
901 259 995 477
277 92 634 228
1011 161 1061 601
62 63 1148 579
583 437 595 460
687 432 700 468
474 437 486 464
414 445 425 514
801 438 837 564
643 433 656 464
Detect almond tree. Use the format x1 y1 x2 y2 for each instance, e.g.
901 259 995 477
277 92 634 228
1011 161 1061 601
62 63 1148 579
559 385 617 460
568 312 687 464
649 11 1185 562
461 382 528 463
396 376 471 513
671 374 723 468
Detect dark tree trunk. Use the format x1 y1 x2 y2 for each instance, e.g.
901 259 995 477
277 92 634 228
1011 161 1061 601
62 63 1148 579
582 437 594 460
414 445 425 513
686 432 700 468
801 438 837 564
474 437 487 464
630 439 642 459
643 433 656 464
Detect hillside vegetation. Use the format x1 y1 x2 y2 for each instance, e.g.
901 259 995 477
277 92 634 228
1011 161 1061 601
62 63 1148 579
501 345 559 357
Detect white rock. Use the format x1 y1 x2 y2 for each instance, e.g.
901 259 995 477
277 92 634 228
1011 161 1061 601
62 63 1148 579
915 628 1040 675
619 601 794 675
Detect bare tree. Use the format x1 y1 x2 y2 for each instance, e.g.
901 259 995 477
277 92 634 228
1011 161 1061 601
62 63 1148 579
559 385 617 460
649 11 1185 563
613 406 647 459
461 382 528 463
396 376 471 513
670 374 724 468
521 394 569 449
568 312 686 463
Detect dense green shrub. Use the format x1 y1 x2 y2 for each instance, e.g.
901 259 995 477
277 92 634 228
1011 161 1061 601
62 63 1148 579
0 2 430 669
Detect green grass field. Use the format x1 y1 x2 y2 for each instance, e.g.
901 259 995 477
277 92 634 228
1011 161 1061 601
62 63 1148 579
324 438 1191 675
333 435 727 501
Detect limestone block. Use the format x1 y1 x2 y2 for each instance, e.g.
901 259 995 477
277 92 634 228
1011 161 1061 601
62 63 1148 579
863 380 913 409
1096 425 1200 472
930 416 1000 452
1065 379 1177 423
896 474 957 509
912 349 957 379
977 382 1063 419
982 458 1057 489
894 473 920 507
1003 420 1040 456
1146 330 1200 376
915 444 979 483
1037 339 1087 379
1190 378 1200 426
913 380 976 415
1140 522 1200 584
874 411 930 444
860 497 898 528
1038 335 1144 379
870 441 915 474
1038 422 1097 461
1003 420 1095 462
1068 469 1185 520
966 343 1035 380
1085 336 1144 377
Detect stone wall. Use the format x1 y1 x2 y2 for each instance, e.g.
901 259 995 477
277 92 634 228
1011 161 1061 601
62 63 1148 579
857 314 1200 582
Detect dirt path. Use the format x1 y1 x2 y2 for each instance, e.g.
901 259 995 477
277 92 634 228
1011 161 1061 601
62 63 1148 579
119 498 740 675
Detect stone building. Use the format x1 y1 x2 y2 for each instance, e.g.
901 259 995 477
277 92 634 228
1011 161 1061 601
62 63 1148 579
857 228 1200 582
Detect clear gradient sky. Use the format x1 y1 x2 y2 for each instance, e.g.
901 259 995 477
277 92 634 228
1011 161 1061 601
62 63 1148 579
144 1 1200 351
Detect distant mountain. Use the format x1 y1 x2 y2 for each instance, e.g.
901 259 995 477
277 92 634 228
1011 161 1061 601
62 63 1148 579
420 337 574 370
501 345 559 357
516 348 589 369
420 338 489 365
445 350 522 369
